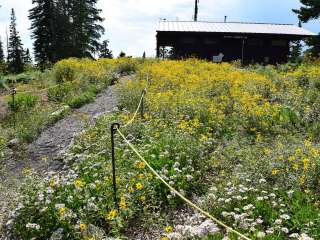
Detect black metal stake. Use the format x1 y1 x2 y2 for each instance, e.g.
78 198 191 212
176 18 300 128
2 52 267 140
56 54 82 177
110 123 120 210
11 88 16 129
140 89 146 119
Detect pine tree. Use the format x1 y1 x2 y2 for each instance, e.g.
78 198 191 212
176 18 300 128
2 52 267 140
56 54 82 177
0 38 4 62
70 0 105 58
0 37 6 74
30 0 105 64
99 40 113 59
293 1 320 57
289 41 303 62
119 51 126 58
23 48 32 65
7 8 24 73
29 0 56 67
305 36 320 57
293 0 320 22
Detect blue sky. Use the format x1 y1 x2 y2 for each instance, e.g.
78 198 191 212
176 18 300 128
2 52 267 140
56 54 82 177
0 0 319 57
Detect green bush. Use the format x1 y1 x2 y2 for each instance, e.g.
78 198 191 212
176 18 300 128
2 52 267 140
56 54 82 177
48 83 73 102
7 93 39 112
66 92 95 108
54 64 76 83
115 61 137 75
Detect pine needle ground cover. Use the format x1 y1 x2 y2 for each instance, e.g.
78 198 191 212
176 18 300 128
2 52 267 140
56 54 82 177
3 59 320 239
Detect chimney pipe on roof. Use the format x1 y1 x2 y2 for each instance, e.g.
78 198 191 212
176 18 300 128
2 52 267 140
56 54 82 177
224 16 227 23
194 0 199 21
298 20 302 28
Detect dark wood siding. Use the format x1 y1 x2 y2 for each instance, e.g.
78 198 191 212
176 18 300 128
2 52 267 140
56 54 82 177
156 31 298 64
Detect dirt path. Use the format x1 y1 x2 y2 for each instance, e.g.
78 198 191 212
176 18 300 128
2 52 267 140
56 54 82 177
28 85 118 170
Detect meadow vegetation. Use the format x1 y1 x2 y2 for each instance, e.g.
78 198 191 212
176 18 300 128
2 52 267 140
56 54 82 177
0 58 137 162
2 59 320 239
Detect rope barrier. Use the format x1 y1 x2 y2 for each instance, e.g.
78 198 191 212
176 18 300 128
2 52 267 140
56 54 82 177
122 88 146 128
14 84 61 95
115 128 251 240
122 74 149 128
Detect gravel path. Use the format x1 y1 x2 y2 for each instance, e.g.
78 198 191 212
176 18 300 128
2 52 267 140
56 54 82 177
3 85 118 174
27 86 118 170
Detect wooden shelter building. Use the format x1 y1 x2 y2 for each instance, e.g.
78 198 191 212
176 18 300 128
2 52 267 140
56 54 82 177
156 21 317 64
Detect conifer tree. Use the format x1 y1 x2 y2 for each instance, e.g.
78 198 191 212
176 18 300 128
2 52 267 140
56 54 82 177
0 37 6 74
70 0 105 58
29 0 56 67
293 1 320 57
0 38 4 62
99 40 113 59
23 48 32 65
29 0 105 64
289 41 303 62
7 8 24 73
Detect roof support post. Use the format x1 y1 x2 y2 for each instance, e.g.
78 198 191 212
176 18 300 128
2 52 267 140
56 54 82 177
241 38 245 65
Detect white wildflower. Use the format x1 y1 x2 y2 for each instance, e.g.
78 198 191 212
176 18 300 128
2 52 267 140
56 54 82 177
26 223 40 230
287 190 294 198
259 178 267 184
243 204 254 211
280 214 290 220
266 228 274 234
257 231 266 239
186 175 193 181
275 219 282 225
289 233 300 238
299 233 314 240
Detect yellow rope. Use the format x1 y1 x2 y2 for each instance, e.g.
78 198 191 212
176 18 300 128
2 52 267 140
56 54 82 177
122 74 149 128
122 88 146 128
17 84 60 94
116 128 251 240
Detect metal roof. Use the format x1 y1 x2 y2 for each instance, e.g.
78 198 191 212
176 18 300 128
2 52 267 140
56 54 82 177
157 21 317 36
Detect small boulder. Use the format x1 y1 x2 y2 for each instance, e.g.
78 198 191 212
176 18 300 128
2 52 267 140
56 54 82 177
7 138 20 148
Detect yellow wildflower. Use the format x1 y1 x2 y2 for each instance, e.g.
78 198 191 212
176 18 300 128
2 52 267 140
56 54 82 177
59 207 66 216
50 179 56 188
136 161 146 169
22 168 32 176
272 168 280 175
128 186 134 193
299 176 305 185
165 226 173 233
79 223 87 232
288 156 295 162
140 196 146 202
304 139 312 148
263 148 271 155
136 183 144 190
138 173 144 179
106 209 118 220
295 148 302 155
303 158 310 171
74 179 85 188
292 163 299 171
161 237 170 240
120 197 126 209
